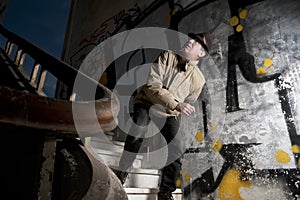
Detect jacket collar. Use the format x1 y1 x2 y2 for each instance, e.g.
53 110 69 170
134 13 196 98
187 59 199 66
175 51 199 71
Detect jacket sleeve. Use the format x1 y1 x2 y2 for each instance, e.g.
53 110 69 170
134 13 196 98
143 51 179 110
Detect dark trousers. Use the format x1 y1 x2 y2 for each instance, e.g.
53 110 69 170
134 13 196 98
119 103 182 192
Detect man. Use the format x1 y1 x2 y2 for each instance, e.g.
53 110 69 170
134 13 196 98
114 32 211 200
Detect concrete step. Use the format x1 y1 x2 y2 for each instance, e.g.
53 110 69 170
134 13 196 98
124 167 160 188
125 188 182 200
94 148 143 169
90 137 124 153
92 146 160 190
89 132 121 144
90 137 182 198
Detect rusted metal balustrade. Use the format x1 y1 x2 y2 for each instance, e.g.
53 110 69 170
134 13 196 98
0 25 126 200
0 24 120 135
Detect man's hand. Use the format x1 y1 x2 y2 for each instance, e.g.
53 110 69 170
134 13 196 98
175 102 195 116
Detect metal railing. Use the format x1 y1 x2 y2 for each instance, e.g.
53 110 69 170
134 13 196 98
0 24 119 135
1 24 101 96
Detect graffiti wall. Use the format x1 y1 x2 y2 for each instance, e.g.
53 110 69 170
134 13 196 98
61 0 300 199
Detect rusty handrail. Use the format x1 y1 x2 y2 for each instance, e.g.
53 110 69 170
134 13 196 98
0 86 118 136
0 24 119 135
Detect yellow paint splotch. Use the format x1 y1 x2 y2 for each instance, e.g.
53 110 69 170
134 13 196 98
218 169 252 200
275 150 291 164
236 24 243 32
263 58 273 67
230 16 239 27
291 145 300 153
239 9 248 19
184 173 191 182
257 58 274 76
212 139 223 152
195 130 205 142
176 179 182 187
229 9 248 32
257 67 267 76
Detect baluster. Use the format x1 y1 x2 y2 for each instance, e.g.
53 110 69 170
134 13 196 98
30 62 40 84
5 41 14 57
37 67 47 92
14 47 23 67
18 52 26 68
69 92 77 101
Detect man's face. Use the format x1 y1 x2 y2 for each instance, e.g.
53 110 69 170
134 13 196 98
182 39 207 61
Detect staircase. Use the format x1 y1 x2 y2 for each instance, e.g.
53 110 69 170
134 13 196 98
0 24 126 199
88 132 183 200
0 24 182 199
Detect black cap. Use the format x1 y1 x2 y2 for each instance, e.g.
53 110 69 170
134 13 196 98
188 32 211 53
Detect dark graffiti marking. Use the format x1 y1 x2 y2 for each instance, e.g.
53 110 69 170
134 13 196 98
70 0 168 67
225 0 299 166
67 0 300 196
218 0 300 198
168 0 217 30
78 15 115 47
78 4 142 48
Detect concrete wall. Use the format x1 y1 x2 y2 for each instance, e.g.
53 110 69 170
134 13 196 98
61 0 300 198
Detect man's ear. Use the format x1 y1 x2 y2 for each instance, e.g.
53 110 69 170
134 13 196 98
198 51 206 58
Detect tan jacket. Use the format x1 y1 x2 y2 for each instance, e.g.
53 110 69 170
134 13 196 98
134 50 205 116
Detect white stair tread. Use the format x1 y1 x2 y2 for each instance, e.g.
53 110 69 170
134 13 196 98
125 188 159 194
110 166 160 175
125 176 159 189
125 188 182 194
94 148 143 159
111 140 126 146
125 188 183 200
91 137 125 147
130 167 160 175
123 168 160 175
